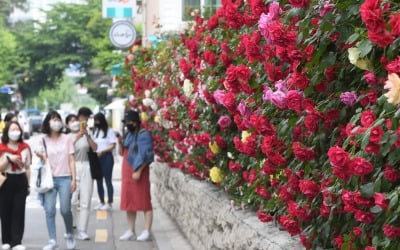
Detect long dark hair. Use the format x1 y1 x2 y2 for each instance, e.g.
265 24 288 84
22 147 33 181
41 110 63 135
1 121 23 143
93 112 108 138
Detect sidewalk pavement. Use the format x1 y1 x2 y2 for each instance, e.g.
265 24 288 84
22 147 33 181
16 152 193 250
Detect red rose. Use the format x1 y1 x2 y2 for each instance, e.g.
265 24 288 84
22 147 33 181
168 131 184 141
278 216 301 236
385 56 400 74
250 114 276 136
255 185 271 199
369 126 384 143
228 161 242 172
286 90 304 114
287 72 310 90
278 186 294 203
257 210 273 223
292 142 315 161
299 180 320 199
203 50 217 67
389 13 400 36
304 114 319 132
353 227 363 238
221 92 236 111
334 235 344 248
267 151 287 166
207 14 219 31
383 164 400 182
349 157 374 176
365 143 380 155
374 192 389 210
364 71 379 85
354 209 376 223
268 22 297 47
383 224 400 238
354 191 375 208
289 0 310 8
361 110 376 127
360 4 385 33
368 30 394 48
327 146 350 168
319 204 331 219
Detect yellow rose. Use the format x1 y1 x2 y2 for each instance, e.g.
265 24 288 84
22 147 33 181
384 73 400 105
209 167 224 183
154 115 159 123
140 112 149 121
209 141 221 154
348 47 373 71
241 130 251 143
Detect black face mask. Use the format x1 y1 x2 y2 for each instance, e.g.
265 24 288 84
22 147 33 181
126 124 136 133
94 123 101 128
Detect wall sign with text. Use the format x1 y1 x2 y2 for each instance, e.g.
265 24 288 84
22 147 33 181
109 21 137 49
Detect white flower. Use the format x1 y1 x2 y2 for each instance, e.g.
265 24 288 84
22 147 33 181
183 79 194 97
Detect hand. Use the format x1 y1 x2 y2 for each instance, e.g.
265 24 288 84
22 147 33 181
9 154 23 166
70 180 76 193
97 151 103 157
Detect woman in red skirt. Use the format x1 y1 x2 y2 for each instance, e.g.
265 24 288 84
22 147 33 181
118 110 154 241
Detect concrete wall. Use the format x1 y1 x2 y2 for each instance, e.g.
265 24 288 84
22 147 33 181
151 162 305 250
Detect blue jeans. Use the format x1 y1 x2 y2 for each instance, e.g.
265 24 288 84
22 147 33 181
96 152 114 204
43 176 73 240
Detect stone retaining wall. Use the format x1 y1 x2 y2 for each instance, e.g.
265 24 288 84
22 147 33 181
151 162 305 250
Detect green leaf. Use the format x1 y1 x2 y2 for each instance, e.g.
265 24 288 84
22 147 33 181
370 205 383 213
357 40 373 58
389 193 398 209
347 33 360 44
360 183 374 198
361 130 371 149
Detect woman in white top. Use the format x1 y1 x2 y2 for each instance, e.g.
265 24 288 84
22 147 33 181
0 121 31 250
91 112 116 210
66 111 97 241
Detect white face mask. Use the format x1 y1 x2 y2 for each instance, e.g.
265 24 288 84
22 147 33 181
50 120 63 131
69 121 80 132
8 131 21 141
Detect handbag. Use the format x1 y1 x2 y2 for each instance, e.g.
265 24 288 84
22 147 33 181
0 172 6 189
35 138 54 193
88 147 102 180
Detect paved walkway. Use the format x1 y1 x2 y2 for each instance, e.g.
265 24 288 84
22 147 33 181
2 144 193 250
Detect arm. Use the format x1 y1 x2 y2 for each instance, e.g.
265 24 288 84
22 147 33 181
0 154 8 172
117 134 123 156
69 153 76 192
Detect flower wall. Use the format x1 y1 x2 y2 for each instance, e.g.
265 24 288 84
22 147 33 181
120 0 400 249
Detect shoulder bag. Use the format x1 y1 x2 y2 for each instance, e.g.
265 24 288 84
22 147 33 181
35 138 54 193
88 147 102 180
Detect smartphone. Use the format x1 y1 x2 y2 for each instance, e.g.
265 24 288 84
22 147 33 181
80 121 86 131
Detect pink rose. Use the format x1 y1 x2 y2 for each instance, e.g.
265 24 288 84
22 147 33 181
217 115 232 129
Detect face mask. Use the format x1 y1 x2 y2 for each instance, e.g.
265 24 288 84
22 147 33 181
126 124 136 133
69 121 80 132
94 123 101 128
50 120 63 131
8 131 21 141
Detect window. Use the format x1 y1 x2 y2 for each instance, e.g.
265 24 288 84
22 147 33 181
182 0 221 21
182 0 200 21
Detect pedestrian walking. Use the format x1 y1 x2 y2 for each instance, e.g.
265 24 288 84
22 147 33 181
91 112 116 210
118 110 154 241
0 121 32 250
66 108 97 241
36 110 76 250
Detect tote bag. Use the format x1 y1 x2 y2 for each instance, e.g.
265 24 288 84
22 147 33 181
35 138 54 193
88 148 102 180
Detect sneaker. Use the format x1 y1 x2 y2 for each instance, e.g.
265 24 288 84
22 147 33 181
119 230 135 241
76 231 90 241
2 244 10 250
137 230 150 241
93 203 105 210
66 234 76 249
11 245 26 250
99 204 109 210
43 239 58 250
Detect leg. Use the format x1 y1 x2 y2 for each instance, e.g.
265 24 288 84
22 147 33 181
77 162 93 232
10 174 28 247
96 177 105 204
71 172 80 228
57 177 74 234
43 186 58 240
144 210 153 232
126 211 137 233
0 178 13 245
101 153 114 205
